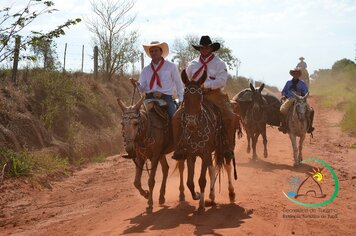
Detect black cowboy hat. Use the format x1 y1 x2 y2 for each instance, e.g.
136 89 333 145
192 35 221 52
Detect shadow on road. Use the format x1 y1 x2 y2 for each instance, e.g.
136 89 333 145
238 159 315 173
123 201 252 235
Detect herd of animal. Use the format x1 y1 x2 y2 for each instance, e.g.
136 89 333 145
117 71 312 214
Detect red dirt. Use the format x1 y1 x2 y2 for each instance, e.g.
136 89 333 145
1 97 356 235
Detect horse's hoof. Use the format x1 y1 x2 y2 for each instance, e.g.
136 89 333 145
209 193 215 202
193 192 201 201
159 196 165 205
264 153 268 158
247 148 251 154
205 200 216 207
179 194 185 202
229 192 236 203
146 206 153 214
143 190 149 199
197 206 205 215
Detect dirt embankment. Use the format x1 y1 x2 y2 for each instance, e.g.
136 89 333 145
0 95 355 235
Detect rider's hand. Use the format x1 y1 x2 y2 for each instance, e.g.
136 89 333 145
129 78 138 87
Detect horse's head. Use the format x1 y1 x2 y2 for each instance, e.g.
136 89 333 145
181 69 206 130
117 96 144 155
293 92 309 121
249 83 265 119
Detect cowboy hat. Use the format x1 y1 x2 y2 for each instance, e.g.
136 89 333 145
289 69 301 77
143 41 169 58
192 35 220 52
299 57 305 60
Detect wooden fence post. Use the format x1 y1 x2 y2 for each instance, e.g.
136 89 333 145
63 43 67 72
12 36 21 84
81 45 84 72
94 46 98 79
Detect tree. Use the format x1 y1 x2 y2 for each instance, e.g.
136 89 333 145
31 39 60 70
331 58 356 72
0 0 81 63
172 34 239 71
86 0 140 80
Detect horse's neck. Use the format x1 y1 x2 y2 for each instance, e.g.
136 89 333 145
135 111 149 142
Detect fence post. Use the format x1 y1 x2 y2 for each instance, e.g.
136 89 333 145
81 44 84 72
94 46 98 79
12 36 21 84
141 52 144 71
63 43 67 72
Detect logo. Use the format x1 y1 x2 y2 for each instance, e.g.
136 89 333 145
283 158 339 207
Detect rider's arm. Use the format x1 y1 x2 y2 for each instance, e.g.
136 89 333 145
203 60 228 90
281 81 290 97
172 63 184 102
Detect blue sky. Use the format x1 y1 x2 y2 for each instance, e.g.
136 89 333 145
3 0 356 89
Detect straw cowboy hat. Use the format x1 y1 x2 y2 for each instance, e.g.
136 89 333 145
192 35 220 52
143 41 169 58
299 57 305 60
289 69 301 77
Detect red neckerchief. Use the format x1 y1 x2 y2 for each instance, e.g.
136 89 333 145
149 58 165 89
192 54 215 80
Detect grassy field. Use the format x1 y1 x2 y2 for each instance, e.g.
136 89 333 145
311 59 356 136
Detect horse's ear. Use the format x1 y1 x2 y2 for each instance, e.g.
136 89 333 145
197 70 207 87
181 69 190 85
249 83 255 91
134 96 145 111
259 83 265 93
117 98 127 112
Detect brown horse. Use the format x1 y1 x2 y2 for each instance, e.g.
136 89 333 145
174 70 237 214
117 97 170 214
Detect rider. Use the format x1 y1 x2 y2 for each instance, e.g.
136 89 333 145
278 69 314 134
123 41 184 159
172 35 236 160
296 57 307 70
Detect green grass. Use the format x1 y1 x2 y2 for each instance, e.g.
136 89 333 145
312 60 356 136
0 148 69 178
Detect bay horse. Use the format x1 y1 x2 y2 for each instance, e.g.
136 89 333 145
117 96 171 213
286 92 309 166
174 70 237 214
243 83 268 160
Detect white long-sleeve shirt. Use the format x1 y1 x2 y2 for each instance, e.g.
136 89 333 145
186 54 228 90
138 60 184 101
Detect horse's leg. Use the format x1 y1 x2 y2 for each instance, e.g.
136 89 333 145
187 157 200 200
178 159 185 201
133 158 149 199
208 164 215 203
198 160 208 214
261 125 268 158
298 134 305 164
159 155 169 205
246 129 251 153
252 132 259 160
146 158 159 214
224 159 236 203
289 133 298 166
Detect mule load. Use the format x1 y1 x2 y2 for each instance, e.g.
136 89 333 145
232 87 281 127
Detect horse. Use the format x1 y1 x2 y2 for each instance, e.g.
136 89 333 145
173 70 237 214
117 96 171 213
286 92 309 166
240 83 268 160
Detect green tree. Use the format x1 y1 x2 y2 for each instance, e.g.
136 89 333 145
31 39 60 70
172 34 239 71
331 58 356 72
86 0 140 80
0 0 81 63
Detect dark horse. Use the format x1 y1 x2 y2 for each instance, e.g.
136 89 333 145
241 83 268 160
174 70 237 214
117 96 171 213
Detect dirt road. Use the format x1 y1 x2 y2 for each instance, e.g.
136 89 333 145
1 97 356 235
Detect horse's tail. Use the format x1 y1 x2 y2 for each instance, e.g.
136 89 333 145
215 116 225 168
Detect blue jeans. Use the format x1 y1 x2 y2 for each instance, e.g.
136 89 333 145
145 93 176 118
